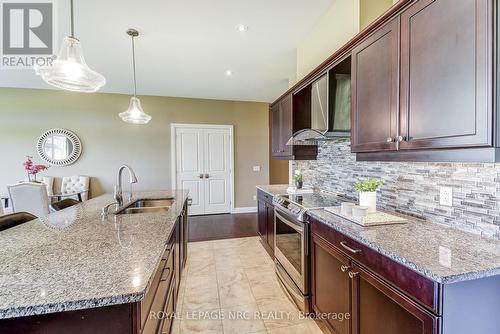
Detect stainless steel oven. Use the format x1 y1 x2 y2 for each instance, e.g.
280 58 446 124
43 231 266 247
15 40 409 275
272 192 344 313
274 206 310 312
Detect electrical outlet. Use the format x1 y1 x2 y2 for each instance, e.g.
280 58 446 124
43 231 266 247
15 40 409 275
253 195 257 201
253 166 261 172
440 187 453 207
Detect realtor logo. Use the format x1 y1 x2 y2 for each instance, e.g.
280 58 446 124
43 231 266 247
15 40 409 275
1 0 57 69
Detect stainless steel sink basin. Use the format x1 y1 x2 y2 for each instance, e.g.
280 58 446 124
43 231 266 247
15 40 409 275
131 199 175 208
116 197 175 215
119 206 170 214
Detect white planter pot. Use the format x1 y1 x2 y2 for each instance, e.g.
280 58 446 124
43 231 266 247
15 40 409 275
359 191 377 213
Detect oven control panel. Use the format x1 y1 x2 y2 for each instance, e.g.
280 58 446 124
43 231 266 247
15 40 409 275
273 196 308 221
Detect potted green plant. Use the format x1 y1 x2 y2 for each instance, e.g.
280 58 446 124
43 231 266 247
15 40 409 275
353 178 384 212
294 170 303 189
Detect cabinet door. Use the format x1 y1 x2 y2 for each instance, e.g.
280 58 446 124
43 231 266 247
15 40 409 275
351 17 400 153
350 264 439 334
265 203 275 253
399 0 492 150
257 200 267 239
271 103 281 156
280 95 293 157
312 236 351 334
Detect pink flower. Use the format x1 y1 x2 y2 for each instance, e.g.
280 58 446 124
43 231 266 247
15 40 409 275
23 156 49 175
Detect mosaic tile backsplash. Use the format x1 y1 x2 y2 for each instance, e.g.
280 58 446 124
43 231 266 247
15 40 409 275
292 139 500 240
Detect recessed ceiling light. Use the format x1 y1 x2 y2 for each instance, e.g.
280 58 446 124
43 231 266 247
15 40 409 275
236 24 248 32
225 70 233 76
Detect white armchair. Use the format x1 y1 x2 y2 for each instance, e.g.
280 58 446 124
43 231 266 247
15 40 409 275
61 176 90 201
7 182 51 217
42 176 54 196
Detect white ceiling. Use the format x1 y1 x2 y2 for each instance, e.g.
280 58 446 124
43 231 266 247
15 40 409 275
0 0 333 102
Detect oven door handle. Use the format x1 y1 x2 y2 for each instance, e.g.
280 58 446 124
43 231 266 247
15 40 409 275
274 210 304 233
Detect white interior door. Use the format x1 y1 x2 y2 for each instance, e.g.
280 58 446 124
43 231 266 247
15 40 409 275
175 128 205 215
204 129 231 214
174 125 232 216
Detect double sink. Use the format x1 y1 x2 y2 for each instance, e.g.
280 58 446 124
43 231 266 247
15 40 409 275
116 198 175 215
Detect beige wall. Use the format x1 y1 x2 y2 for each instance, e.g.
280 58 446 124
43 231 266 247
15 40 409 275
295 0 397 82
295 0 360 81
0 88 269 208
360 0 394 29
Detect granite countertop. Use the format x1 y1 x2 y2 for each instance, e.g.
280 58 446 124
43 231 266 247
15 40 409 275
0 190 188 319
257 184 317 196
308 209 500 284
256 184 290 196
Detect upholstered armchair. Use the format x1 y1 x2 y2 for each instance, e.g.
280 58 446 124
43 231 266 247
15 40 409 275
7 182 51 217
61 176 90 201
42 176 54 196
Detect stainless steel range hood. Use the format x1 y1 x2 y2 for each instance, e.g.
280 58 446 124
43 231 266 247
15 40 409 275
287 58 351 146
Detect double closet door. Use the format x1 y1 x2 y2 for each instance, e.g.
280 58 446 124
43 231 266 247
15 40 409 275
174 126 232 216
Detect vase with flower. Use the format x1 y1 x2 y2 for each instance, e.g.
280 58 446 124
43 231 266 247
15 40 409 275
23 156 49 183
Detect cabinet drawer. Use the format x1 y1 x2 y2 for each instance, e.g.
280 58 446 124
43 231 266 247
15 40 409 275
140 245 173 329
257 189 274 204
159 279 176 334
312 218 440 314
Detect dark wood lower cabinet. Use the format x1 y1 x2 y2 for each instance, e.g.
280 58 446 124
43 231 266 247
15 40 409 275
257 189 275 256
312 236 351 334
312 219 440 334
351 263 439 334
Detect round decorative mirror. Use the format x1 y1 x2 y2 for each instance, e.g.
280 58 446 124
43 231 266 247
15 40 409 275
37 129 82 166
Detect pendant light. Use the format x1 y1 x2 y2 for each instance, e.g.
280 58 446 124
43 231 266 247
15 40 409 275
35 0 105 92
119 29 152 125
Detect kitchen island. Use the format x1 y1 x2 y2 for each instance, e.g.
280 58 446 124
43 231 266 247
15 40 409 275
0 190 189 334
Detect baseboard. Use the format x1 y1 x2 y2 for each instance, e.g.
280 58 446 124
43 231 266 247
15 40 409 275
231 206 257 214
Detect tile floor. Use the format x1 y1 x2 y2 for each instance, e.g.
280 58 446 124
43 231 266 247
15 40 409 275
172 236 327 334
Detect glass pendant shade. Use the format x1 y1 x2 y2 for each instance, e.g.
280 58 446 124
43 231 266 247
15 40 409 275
119 96 152 124
35 37 106 92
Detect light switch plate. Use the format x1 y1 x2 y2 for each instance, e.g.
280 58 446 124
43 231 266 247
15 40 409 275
440 187 453 207
253 166 261 172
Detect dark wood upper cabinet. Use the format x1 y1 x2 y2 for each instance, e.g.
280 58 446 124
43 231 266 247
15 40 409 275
351 17 400 153
271 94 318 160
399 0 493 150
280 94 293 157
272 0 498 162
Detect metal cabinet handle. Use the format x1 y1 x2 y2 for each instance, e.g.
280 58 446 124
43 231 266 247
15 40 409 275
340 241 362 254
348 271 359 279
386 137 393 143
204 173 210 179
340 265 350 272
397 136 406 142
160 267 171 281
199 174 204 179
187 198 193 206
